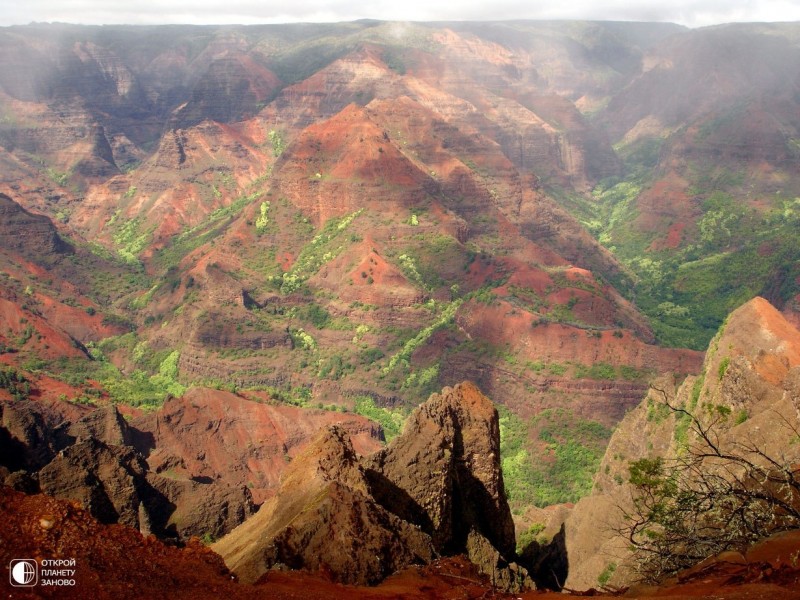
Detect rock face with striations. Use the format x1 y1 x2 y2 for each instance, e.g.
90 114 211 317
0 194 70 259
132 387 384 505
0 401 255 541
215 382 531 592
38 437 150 529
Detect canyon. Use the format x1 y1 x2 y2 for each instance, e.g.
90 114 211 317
1 18 800 597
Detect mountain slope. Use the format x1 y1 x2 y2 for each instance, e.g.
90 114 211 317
563 296 800 589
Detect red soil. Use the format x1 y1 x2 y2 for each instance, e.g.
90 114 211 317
310 240 423 307
0 297 86 361
730 296 800 386
276 103 430 225
134 388 383 504
2 487 796 600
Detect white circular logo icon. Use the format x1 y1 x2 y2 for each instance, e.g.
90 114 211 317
10 559 37 587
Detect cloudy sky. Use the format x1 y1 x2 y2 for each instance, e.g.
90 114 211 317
1 0 800 28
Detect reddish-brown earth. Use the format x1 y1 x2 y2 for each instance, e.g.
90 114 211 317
134 387 383 504
458 300 700 370
1 487 798 599
214 383 529 591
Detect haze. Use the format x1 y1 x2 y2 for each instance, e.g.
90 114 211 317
2 0 800 28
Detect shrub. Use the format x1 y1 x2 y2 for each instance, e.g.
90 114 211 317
718 356 730 380
353 396 406 441
0 367 30 400
620 394 800 583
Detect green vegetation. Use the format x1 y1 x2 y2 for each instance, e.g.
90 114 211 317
403 363 439 392
268 130 286 157
516 522 546 552
113 217 153 266
316 355 354 380
157 189 265 269
717 356 730 380
383 299 462 372
623 408 800 583
289 328 317 351
552 144 800 350
0 367 30 400
523 359 652 382
396 253 426 288
45 167 70 187
297 303 331 329
353 395 406 441
244 384 313 407
597 562 617 587
573 362 617 380
382 46 407 74
499 406 612 508
40 338 186 409
279 209 364 293
255 201 270 231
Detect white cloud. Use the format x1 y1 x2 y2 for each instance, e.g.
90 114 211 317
1 0 799 27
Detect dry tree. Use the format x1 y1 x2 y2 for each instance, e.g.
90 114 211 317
618 388 800 583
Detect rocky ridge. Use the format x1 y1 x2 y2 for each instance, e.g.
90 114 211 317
561 297 800 590
0 388 385 541
0 193 70 259
214 381 532 592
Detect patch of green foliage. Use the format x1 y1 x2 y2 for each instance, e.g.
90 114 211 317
353 395 406 441
156 190 264 269
317 354 354 380
552 139 800 350
516 522 546 553
382 46 407 74
573 362 616 380
47 340 186 409
289 328 317 351
402 362 440 398
113 217 154 266
255 201 270 231
248 384 312 407
0 366 30 400
268 130 286 157
297 303 331 329
267 37 358 85
383 299 462 372
359 346 385 365
499 406 612 508
597 562 617 587
45 167 70 187
279 209 363 293
717 356 730 380
646 395 672 424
